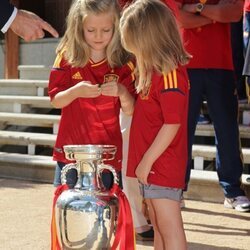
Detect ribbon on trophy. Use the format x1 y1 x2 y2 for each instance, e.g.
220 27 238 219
109 183 135 250
51 184 69 250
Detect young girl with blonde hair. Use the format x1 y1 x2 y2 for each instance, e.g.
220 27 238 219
120 0 191 249
48 0 135 189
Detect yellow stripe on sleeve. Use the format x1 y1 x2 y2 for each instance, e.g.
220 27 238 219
127 61 134 71
53 53 63 68
173 69 177 88
167 72 173 88
127 61 136 81
163 72 168 89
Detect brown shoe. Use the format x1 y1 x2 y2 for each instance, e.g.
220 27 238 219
136 227 154 241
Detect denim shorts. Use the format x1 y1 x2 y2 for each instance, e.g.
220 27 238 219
54 162 122 189
139 183 182 202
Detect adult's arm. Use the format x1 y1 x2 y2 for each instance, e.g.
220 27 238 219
1 0 58 41
176 0 244 29
175 0 213 28
10 10 59 41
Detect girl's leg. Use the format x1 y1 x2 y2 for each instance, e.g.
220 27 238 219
101 171 122 189
53 163 62 187
148 198 187 250
146 199 164 250
54 161 77 188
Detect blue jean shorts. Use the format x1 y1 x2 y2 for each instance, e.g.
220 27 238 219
54 162 122 189
139 183 182 202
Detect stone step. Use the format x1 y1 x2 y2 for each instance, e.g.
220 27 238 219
195 124 250 138
2 112 250 139
18 65 51 80
202 102 250 125
192 144 250 170
0 79 48 96
0 151 248 202
0 152 55 183
0 130 56 146
1 111 250 138
203 101 250 111
0 112 60 134
0 95 51 112
239 103 250 110
186 169 250 203
0 129 250 164
0 130 56 154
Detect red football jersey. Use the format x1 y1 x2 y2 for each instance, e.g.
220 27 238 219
176 0 234 70
245 0 250 12
48 55 135 171
127 66 189 188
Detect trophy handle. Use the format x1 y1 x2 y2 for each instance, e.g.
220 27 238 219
97 163 119 188
61 163 80 186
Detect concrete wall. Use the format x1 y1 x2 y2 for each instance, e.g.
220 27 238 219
0 38 59 79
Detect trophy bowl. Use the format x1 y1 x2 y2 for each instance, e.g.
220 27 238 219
63 144 117 162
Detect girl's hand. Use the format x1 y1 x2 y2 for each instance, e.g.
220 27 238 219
135 159 152 185
51 81 101 108
74 81 101 98
101 81 124 97
101 81 134 115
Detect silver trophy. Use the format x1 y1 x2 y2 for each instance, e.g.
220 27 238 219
55 144 119 250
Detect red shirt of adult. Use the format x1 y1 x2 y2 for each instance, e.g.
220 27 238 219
176 0 234 70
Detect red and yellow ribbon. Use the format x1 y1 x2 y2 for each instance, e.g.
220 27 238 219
110 184 135 250
51 184 69 250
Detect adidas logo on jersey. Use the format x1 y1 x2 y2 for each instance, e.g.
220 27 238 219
72 72 82 80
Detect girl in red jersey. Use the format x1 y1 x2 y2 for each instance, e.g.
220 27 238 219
48 0 135 189
120 0 191 249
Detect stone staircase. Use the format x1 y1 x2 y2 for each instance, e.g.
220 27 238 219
0 66 56 183
0 65 249 203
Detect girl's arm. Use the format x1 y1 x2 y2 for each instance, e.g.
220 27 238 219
118 84 134 116
135 123 180 185
51 81 101 109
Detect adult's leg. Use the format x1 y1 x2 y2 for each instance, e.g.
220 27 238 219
243 12 250 94
231 18 247 101
185 69 205 189
120 113 150 232
205 69 244 198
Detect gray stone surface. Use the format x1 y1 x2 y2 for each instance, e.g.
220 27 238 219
0 178 249 250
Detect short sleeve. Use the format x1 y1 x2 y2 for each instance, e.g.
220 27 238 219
119 60 137 98
158 68 188 124
48 54 71 100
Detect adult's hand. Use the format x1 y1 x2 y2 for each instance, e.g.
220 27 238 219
10 9 59 41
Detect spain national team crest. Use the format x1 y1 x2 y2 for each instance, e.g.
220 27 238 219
103 74 119 83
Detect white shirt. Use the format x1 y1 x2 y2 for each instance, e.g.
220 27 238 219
1 7 17 33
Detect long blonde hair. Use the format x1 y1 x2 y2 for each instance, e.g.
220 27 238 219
120 0 191 93
57 0 129 67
